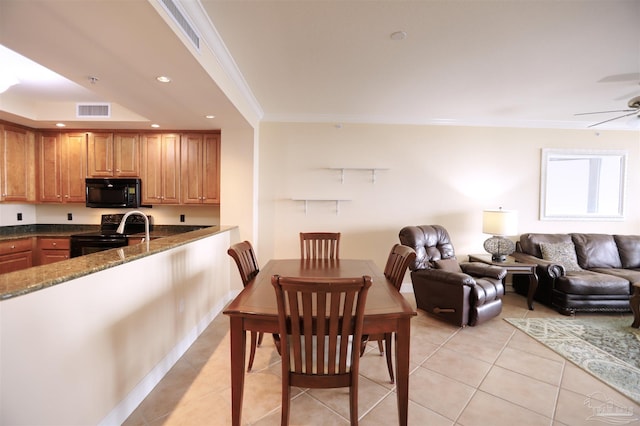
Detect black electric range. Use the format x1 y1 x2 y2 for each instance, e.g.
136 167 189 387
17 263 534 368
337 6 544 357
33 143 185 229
70 214 152 258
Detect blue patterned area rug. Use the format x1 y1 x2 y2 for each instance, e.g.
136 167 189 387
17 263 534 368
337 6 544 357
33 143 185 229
505 317 640 404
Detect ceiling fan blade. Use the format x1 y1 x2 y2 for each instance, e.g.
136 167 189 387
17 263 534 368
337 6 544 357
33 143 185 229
575 109 636 116
588 111 639 128
597 72 640 83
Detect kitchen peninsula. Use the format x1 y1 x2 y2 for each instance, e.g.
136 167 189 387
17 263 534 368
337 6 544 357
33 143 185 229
0 226 227 300
0 225 240 426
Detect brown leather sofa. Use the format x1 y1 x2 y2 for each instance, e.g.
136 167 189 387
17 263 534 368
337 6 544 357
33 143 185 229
511 233 638 315
399 225 507 326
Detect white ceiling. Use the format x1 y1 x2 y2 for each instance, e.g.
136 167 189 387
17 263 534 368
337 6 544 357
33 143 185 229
0 0 639 131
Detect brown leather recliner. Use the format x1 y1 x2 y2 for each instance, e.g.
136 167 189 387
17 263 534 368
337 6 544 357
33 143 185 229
399 225 507 326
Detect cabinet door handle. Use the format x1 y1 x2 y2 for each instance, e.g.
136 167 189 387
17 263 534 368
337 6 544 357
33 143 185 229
52 242 57 247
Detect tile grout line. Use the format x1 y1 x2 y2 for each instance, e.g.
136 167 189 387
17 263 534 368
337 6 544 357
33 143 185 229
450 323 519 425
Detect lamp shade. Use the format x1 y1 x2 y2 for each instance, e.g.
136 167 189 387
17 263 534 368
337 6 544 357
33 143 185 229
482 209 518 236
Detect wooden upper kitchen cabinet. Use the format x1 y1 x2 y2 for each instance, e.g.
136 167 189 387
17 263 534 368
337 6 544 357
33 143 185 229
180 133 220 204
87 132 140 177
38 132 87 203
0 124 36 202
141 133 180 204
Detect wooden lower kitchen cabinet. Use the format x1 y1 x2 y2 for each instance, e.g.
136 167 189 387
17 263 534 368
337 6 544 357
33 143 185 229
0 238 34 274
36 237 70 265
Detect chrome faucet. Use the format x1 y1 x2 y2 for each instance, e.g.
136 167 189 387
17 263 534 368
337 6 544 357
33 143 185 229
116 210 150 243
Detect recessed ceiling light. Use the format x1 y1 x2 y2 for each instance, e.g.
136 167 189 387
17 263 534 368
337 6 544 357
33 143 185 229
151 123 160 128
55 123 66 127
205 115 215 119
156 76 171 83
390 31 407 41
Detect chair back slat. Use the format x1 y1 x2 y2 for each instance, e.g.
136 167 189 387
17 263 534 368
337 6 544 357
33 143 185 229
339 291 355 372
315 292 327 374
227 241 260 286
300 232 341 260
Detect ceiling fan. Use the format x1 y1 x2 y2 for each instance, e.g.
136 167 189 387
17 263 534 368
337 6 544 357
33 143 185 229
575 95 640 128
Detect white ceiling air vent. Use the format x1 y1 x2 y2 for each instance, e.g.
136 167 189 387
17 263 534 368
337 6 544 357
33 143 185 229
76 103 111 118
159 0 200 50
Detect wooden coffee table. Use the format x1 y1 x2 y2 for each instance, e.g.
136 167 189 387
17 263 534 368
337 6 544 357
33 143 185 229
468 254 538 310
631 283 640 328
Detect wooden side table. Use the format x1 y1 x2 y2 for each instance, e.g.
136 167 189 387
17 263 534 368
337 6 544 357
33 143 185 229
468 254 538 310
631 283 640 328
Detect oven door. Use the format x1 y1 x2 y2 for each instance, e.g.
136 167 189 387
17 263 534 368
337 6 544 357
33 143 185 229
70 236 128 258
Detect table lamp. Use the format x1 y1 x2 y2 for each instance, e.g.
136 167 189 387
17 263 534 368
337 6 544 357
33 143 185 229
482 208 518 262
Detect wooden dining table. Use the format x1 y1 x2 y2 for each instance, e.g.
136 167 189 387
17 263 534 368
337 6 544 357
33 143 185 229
223 258 416 425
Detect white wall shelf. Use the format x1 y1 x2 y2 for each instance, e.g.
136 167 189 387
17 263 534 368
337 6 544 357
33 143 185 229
291 198 351 215
327 167 389 184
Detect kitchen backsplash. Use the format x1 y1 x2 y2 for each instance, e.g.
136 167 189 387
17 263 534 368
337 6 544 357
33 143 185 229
0 204 220 227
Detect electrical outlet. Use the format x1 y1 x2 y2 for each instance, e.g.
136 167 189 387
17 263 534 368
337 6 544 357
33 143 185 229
180 214 185 223
17 213 22 221
67 213 73 221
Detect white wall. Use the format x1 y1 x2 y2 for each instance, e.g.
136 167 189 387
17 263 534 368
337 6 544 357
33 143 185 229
220 127 258 244
256 122 640 269
0 230 234 425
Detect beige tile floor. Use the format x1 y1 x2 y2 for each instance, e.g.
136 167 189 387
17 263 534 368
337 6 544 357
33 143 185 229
123 290 640 426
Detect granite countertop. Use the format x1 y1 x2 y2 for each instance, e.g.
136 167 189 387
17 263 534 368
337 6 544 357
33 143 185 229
0 227 97 241
0 224 211 241
0 225 235 301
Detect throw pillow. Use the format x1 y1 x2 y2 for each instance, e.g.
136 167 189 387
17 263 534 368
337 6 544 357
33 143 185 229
434 257 462 273
539 242 582 272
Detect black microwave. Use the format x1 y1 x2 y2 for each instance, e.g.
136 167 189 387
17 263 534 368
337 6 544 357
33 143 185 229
86 178 142 208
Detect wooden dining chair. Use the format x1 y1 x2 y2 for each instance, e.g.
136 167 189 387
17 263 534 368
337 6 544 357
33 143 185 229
362 243 416 383
299 232 341 260
227 240 263 371
271 274 372 426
